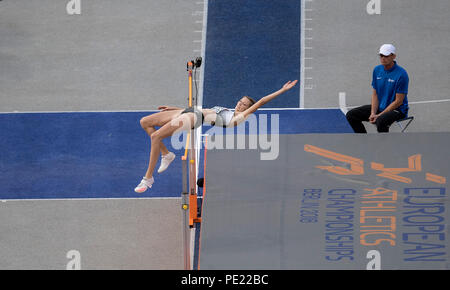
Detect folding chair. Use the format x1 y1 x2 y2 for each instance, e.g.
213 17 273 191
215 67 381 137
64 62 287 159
395 116 414 132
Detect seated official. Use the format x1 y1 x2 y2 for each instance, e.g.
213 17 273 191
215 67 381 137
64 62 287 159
346 44 409 133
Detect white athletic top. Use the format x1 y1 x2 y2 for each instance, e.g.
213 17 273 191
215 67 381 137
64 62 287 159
211 106 234 127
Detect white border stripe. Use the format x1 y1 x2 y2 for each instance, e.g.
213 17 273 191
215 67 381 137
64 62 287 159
257 107 340 110
0 109 160 114
198 0 208 109
300 0 305 109
1 197 181 202
339 92 348 114
195 0 208 187
409 99 450 105
346 98 450 109
1 99 447 115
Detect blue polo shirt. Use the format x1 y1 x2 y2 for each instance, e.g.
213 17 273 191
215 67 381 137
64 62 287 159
371 62 409 116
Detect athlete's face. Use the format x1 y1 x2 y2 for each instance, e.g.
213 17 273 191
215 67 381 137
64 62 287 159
379 53 396 67
235 97 252 112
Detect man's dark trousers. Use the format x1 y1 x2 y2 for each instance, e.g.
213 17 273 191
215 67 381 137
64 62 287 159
346 105 406 133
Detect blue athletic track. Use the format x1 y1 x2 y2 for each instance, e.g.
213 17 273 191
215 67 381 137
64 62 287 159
203 0 301 109
0 112 181 199
0 110 352 200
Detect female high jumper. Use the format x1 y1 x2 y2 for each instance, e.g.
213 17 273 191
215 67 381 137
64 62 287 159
135 80 298 193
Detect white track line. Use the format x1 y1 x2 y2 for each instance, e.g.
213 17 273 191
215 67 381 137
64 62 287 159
1 197 181 202
259 107 342 110
409 99 450 105
0 109 161 114
345 98 450 109
195 0 208 187
339 92 348 114
1 100 447 115
300 0 305 109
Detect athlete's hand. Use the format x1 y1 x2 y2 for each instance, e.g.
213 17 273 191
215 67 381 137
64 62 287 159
282 80 298 91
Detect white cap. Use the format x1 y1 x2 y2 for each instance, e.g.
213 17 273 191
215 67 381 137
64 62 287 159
379 44 396 56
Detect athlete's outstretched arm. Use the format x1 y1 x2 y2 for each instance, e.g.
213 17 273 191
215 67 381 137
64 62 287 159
234 80 298 124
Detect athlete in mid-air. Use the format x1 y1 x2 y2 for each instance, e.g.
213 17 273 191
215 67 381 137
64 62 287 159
135 80 298 193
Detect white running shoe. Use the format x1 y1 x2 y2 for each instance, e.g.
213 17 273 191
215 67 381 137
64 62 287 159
157 152 176 173
134 176 154 193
